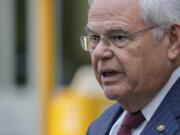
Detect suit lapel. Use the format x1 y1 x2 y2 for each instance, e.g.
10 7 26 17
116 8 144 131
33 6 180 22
141 78 180 135
99 104 123 135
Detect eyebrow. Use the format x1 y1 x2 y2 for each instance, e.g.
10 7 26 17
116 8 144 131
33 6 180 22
84 26 129 35
84 27 98 35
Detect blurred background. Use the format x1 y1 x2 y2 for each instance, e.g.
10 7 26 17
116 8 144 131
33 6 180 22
0 0 113 135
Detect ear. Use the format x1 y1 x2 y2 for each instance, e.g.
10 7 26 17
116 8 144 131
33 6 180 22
168 24 180 60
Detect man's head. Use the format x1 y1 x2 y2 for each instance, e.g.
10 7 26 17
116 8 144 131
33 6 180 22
82 0 180 112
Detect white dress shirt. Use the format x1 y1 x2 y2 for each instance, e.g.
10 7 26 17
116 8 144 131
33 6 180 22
109 67 180 135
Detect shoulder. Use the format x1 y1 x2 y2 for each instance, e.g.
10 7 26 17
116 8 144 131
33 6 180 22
86 103 122 135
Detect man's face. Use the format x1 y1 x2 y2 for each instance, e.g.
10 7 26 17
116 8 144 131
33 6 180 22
87 0 171 111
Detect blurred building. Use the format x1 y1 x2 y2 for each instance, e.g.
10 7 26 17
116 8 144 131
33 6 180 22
0 0 112 135
0 0 41 135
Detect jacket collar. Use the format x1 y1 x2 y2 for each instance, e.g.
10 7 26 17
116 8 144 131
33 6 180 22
98 104 123 135
141 77 180 135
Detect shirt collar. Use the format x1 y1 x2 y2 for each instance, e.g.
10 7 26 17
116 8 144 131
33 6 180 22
141 67 180 121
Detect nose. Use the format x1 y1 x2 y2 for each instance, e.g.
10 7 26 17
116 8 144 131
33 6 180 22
93 41 113 60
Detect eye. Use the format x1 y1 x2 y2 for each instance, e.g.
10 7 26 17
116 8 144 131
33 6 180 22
87 35 100 51
109 34 127 42
88 35 100 43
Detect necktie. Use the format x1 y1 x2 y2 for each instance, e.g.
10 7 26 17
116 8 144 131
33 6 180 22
117 111 145 135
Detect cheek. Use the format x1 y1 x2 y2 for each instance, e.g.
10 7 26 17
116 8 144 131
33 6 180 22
114 48 145 86
125 59 144 88
116 41 165 91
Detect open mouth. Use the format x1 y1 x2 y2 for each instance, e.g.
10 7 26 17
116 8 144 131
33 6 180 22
102 70 119 77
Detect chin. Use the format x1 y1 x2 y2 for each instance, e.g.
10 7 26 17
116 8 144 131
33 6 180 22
103 87 123 101
103 84 132 102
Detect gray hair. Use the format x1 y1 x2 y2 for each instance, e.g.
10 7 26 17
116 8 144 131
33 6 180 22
88 0 180 41
139 0 180 41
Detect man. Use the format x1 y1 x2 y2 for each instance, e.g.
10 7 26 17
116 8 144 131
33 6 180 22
80 0 180 134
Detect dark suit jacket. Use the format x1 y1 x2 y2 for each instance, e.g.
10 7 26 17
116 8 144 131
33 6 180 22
87 78 180 135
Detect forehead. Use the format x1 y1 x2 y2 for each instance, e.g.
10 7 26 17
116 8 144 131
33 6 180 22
87 0 145 32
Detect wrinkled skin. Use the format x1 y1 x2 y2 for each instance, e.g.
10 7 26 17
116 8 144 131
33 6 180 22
87 0 177 112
